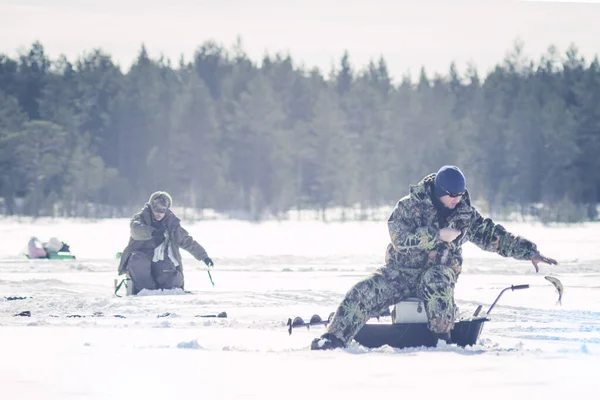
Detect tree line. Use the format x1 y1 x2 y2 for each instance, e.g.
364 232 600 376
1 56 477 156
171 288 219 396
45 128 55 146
0 39 598 222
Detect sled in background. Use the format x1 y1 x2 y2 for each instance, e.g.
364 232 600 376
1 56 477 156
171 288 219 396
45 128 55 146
25 236 76 260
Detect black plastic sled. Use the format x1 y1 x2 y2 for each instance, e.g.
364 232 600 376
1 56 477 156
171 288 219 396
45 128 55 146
288 284 529 350
354 315 488 349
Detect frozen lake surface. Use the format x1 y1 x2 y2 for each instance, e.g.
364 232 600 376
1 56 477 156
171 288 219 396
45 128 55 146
1 217 599 399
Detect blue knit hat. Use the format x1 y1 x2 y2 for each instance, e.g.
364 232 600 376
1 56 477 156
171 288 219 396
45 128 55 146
434 165 466 198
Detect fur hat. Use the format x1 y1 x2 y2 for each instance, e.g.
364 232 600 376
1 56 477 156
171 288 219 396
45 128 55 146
148 191 172 213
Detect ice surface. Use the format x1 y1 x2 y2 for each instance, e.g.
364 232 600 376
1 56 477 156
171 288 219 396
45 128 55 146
1 217 598 399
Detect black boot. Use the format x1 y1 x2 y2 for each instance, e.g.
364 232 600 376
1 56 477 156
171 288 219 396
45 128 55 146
310 333 346 350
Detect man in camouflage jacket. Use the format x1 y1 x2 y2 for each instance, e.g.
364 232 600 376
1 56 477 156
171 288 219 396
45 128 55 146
118 191 215 294
311 165 557 350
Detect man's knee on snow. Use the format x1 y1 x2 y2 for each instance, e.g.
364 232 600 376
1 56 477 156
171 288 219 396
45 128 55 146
418 265 457 334
151 260 183 290
127 251 156 293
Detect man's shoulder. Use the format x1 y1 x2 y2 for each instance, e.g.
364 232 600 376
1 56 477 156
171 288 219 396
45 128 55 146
407 173 435 200
164 212 182 228
393 192 429 218
132 205 151 220
453 193 482 220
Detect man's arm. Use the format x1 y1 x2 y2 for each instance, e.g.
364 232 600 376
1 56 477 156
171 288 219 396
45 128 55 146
468 207 538 261
176 225 208 261
388 197 440 252
130 211 153 241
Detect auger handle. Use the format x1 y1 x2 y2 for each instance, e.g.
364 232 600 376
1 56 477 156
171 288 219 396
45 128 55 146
486 284 530 316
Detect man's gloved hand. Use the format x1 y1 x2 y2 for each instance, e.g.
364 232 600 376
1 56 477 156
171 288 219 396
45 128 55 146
152 227 166 246
531 252 558 273
202 256 214 267
439 228 461 243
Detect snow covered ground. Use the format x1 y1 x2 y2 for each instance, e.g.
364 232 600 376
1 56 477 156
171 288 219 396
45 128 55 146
1 217 599 399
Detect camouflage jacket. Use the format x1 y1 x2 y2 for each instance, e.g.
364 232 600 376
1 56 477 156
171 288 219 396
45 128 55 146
117 204 208 275
385 173 538 275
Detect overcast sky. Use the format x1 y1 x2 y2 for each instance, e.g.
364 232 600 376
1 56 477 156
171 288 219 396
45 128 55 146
1 0 598 80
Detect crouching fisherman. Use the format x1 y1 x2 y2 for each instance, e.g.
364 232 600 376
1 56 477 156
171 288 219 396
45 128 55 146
117 191 215 295
311 165 558 350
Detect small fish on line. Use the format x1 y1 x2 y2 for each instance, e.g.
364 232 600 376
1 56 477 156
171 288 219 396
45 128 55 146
545 276 563 306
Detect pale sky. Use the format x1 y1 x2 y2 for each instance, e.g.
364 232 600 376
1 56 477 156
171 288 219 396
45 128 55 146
0 0 599 81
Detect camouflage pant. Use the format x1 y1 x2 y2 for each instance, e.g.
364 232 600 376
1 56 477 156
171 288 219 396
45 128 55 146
325 264 457 345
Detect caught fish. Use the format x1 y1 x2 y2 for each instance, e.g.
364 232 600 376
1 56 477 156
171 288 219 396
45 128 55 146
545 276 564 306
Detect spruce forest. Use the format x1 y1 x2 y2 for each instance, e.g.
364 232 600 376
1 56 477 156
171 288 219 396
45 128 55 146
1 39 599 222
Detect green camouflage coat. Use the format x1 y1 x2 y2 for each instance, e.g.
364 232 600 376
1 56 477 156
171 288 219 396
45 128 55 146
386 173 538 275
